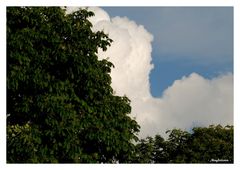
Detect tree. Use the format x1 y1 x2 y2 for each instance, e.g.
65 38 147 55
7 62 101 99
133 137 155 163
133 125 233 163
7 7 140 163
190 125 233 163
165 129 191 163
153 135 169 163
133 135 169 163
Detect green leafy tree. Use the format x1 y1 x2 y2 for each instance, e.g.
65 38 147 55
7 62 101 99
133 125 233 163
7 7 140 163
152 134 169 163
133 137 155 163
165 129 191 163
190 125 233 163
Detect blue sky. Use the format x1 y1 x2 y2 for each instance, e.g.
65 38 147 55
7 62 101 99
102 7 233 97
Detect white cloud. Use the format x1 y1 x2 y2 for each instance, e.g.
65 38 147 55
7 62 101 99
157 73 233 136
67 7 233 138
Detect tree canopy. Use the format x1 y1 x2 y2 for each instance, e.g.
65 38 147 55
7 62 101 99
133 125 233 163
7 7 140 163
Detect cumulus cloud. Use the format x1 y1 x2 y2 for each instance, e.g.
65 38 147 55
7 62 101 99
155 73 233 136
67 7 233 138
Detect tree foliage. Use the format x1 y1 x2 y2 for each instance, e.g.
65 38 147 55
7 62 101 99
133 125 233 163
190 125 233 163
7 7 140 163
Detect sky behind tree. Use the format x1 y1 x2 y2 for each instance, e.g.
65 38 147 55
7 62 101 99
76 6 233 137
103 7 233 97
